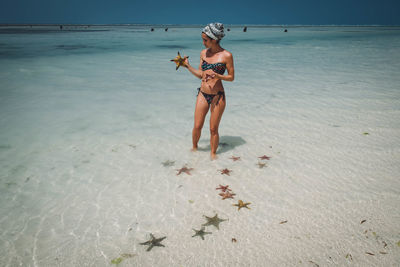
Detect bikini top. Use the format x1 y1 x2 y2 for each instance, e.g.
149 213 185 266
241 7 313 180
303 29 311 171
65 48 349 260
201 59 226 75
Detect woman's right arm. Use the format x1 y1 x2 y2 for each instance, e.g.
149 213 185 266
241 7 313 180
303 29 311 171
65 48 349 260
184 55 203 79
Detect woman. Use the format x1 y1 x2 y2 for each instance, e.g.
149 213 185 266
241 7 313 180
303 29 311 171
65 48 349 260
183 22 235 160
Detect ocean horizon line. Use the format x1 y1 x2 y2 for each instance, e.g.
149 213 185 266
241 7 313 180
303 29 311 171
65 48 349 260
1 23 400 28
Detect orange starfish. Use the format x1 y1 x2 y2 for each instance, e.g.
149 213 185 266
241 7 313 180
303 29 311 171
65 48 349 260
258 155 271 160
216 184 232 192
229 156 241 161
233 200 251 210
176 166 193 175
170 51 188 70
219 168 232 175
219 191 236 200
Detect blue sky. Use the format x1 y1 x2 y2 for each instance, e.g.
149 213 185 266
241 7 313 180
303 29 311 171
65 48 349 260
0 0 399 25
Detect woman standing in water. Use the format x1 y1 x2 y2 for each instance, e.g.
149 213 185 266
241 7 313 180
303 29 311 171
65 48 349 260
184 22 235 160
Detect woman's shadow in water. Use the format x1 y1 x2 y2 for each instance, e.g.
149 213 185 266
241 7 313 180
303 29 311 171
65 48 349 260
198 136 246 153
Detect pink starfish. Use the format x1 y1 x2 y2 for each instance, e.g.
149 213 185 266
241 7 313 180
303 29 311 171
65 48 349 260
176 166 194 175
229 156 241 161
219 168 232 175
202 73 216 82
219 191 236 200
216 184 232 192
258 155 271 160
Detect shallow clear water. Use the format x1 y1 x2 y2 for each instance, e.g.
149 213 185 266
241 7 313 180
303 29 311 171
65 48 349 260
1 25 400 266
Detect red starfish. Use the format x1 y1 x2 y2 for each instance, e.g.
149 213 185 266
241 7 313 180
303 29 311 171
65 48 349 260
219 191 236 200
176 166 194 175
229 156 241 161
216 184 232 192
219 168 232 175
258 155 271 160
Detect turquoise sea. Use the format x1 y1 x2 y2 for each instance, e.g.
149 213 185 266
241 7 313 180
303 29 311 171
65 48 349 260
1 25 400 266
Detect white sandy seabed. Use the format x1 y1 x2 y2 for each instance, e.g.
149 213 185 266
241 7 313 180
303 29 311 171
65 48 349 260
0 27 400 266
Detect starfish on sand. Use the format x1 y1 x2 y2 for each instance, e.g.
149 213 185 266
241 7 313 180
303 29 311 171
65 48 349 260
139 234 166 251
219 168 232 175
216 184 232 192
257 162 267 168
258 155 271 160
161 160 175 167
176 166 194 175
202 214 228 230
170 51 188 70
233 200 251 210
192 226 212 240
229 156 241 161
219 191 236 200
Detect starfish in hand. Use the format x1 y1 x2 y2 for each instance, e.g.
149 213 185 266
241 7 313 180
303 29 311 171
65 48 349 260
219 191 236 200
229 156 241 161
216 184 232 192
219 168 232 175
170 51 188 70
202 73 216 82
176 166 194 175
233 200 251 210
139 233 166 251
202 214 228 230
192 226 212 240
258 155 271 160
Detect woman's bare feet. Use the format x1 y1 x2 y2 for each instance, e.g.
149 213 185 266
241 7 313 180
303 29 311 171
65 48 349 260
211 153 218 160
191 147 198 152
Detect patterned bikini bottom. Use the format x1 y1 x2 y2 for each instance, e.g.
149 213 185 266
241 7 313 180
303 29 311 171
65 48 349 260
197 88 225 105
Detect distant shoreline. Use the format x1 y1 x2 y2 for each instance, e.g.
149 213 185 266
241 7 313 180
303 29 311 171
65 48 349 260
1 24 399 28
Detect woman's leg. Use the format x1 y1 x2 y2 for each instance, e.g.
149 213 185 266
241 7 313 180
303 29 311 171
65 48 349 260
192 92 209 151
209 95 226 159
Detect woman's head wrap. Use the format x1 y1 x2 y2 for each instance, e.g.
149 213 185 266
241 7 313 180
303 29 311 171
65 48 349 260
202 23 225 41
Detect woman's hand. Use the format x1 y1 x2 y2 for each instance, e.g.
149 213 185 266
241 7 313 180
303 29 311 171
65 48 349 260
213 73 222 80
183 56 189 68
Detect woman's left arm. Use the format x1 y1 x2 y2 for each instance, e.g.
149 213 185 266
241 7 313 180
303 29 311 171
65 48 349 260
215 53 234 82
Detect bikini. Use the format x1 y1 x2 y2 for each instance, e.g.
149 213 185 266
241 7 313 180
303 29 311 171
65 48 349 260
201 60 226 75
197 60 227 105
